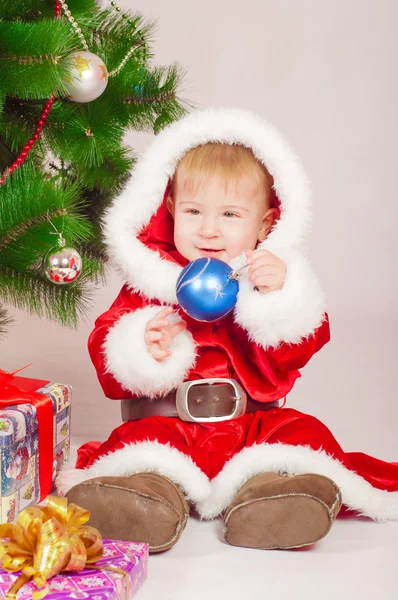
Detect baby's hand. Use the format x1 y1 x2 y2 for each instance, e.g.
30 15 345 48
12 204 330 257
246 249 287 293
144 306 187 362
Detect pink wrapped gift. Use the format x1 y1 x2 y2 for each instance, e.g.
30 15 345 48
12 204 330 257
0 539 148 599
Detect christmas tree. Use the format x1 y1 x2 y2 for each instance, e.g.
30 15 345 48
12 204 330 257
0 0 189 336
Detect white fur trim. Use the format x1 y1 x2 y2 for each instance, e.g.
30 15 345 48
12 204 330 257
104 107 311 302
56 441 210 503
196 443 398 521
104 305 197 396
233 249 326 347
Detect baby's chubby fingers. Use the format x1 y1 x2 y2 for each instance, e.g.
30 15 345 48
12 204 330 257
246 248 270 262
246 249 274 270
148 345 172 361
144 306 187 362
145 306 174 332
158 317 187 350
249 266 275 283
168 319 187 340
245 249 286 292
144 330 165 345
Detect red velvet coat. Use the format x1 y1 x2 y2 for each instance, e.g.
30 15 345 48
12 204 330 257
88 283 331 405
57 107 398 521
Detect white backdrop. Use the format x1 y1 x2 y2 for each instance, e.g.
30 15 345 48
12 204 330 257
1 0 397 461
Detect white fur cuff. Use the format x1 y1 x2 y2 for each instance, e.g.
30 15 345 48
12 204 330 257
233 250 326 348
56 441 210 503
103 305 197 396
196 443 398 521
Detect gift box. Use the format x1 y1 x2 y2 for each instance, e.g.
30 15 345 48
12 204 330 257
0 539 148 599
0 371 71 523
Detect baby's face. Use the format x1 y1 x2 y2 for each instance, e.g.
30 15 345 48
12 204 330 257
169 171 271 263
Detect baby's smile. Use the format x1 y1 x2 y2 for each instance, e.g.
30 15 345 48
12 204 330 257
196 247 225 259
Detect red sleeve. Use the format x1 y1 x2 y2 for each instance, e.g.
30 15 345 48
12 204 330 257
226 315 330 403
266 315 330 373
88 285 153 399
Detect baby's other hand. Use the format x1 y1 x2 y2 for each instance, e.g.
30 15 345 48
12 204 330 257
144 306 187 362
245 249 287 293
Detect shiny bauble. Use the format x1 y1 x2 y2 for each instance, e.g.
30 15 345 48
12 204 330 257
44 246 82 285
66 51 108 103
176 257 239 322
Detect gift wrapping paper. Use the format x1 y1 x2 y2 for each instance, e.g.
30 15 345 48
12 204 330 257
0 380 71 523
0 539 148 599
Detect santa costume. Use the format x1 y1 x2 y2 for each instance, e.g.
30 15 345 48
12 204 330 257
57 108 398 552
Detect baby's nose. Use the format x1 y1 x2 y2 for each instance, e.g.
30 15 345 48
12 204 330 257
199 216 219 237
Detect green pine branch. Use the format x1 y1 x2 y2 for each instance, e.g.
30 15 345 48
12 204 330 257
0 0 190 333
0 165 93 265
0 20 79 99
74 146 136 191
44 100 128 168
0 304 14 340
116 64 192 132
0 0 96 21
0 265 97 328
85 7 154 45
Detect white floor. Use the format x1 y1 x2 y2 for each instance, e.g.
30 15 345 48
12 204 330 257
142 517 398 600
69 438 398 600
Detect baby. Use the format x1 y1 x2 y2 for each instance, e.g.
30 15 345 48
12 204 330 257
58 108 398 553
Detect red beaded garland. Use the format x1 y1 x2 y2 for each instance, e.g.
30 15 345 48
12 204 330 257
0 96 56 185
0 0 58 187
55 0 61 17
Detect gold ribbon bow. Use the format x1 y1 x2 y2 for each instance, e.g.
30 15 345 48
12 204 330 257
0 496 104 599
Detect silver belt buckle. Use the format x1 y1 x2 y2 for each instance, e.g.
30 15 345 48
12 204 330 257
175 378 247 423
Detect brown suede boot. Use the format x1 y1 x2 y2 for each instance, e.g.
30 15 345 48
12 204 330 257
224 472 342 550
67 473 189 553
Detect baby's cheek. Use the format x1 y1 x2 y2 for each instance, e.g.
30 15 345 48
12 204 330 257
232 232 257 255
174 223 190 244
176 219 194 238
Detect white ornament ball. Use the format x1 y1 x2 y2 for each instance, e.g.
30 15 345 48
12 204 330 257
66 51 108 103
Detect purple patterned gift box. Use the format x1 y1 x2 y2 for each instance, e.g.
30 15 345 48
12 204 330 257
0 539 148 599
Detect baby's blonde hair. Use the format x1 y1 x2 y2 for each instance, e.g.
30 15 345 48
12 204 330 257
170 142 273 200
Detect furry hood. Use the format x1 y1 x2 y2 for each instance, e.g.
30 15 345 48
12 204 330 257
103 107 311 304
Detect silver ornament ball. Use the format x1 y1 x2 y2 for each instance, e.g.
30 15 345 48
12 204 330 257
66 51 108 103
44 246 82 285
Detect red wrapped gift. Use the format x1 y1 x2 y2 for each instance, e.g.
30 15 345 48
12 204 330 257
0 368 71 523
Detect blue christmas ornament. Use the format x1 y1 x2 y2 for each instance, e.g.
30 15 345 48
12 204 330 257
176 258 239 322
